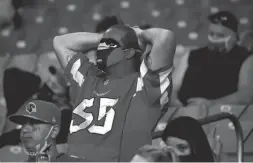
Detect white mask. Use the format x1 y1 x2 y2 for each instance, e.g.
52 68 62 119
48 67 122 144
208 35 231 52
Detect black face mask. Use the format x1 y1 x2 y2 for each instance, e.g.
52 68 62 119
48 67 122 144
97 45 132 71
97 47 137 72
96 48 113 71
96 38 122 71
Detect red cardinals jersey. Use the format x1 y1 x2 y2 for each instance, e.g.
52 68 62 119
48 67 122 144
65 53 172 161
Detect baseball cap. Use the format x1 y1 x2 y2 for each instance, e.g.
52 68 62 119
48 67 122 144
101 25 141 50
208 11 238 33
9 100 61 126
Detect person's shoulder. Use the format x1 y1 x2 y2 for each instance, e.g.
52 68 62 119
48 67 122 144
57 154 87 162
242 54 253 67
190 46 208 54
187 46 208 63
235 45 248 51
234 45 251 56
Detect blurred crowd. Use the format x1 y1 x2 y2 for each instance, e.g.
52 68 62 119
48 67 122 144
0 0 253 162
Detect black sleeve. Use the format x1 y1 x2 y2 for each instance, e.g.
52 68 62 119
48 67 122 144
56 109 72 144
0 129 21 148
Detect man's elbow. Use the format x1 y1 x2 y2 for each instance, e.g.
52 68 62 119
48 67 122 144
53 35 69 54
53 36 62 50
160 30 175 43
163 30 175 39
161 30 176 50
162 30 176 58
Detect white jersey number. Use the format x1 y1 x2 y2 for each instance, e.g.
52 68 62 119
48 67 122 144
69 98 118 135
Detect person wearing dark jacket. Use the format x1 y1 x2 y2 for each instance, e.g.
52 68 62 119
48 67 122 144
8 100 86 162
172 11 253 118
162 116 214 162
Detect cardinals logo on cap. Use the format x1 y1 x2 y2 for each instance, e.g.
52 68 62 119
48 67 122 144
26 102 37 114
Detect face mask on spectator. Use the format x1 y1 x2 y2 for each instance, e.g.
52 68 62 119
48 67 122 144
208 34 231 52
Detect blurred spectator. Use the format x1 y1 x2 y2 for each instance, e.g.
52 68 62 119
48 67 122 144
0 0 46 121
39 65 71 154
131 144 176 162
47 66 68 101
239 30 253 53
162 116 214 162
172 11 253 119
0 104 7 135
3 67 61 115
0 0 15 30
3 68 42 117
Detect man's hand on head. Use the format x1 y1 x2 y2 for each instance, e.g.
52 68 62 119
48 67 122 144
131 27 146 51
86 50 97 65
132 27 143 37
53 32 103 68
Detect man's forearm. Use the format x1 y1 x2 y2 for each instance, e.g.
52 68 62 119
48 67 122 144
53 32 102 68
54 32 102 53
211 89 253 106
139 28 175 70
140 28 170 44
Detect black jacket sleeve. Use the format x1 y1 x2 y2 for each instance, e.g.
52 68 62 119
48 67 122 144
0 129 21 148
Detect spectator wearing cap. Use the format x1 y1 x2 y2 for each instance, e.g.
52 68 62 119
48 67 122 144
172 11 253 118
8 100 86 162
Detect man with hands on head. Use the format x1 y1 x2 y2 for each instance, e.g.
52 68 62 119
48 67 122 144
53 25 176 161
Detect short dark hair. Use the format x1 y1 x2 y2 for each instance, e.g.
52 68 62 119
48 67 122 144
95 15 123 33
139 24 152 30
